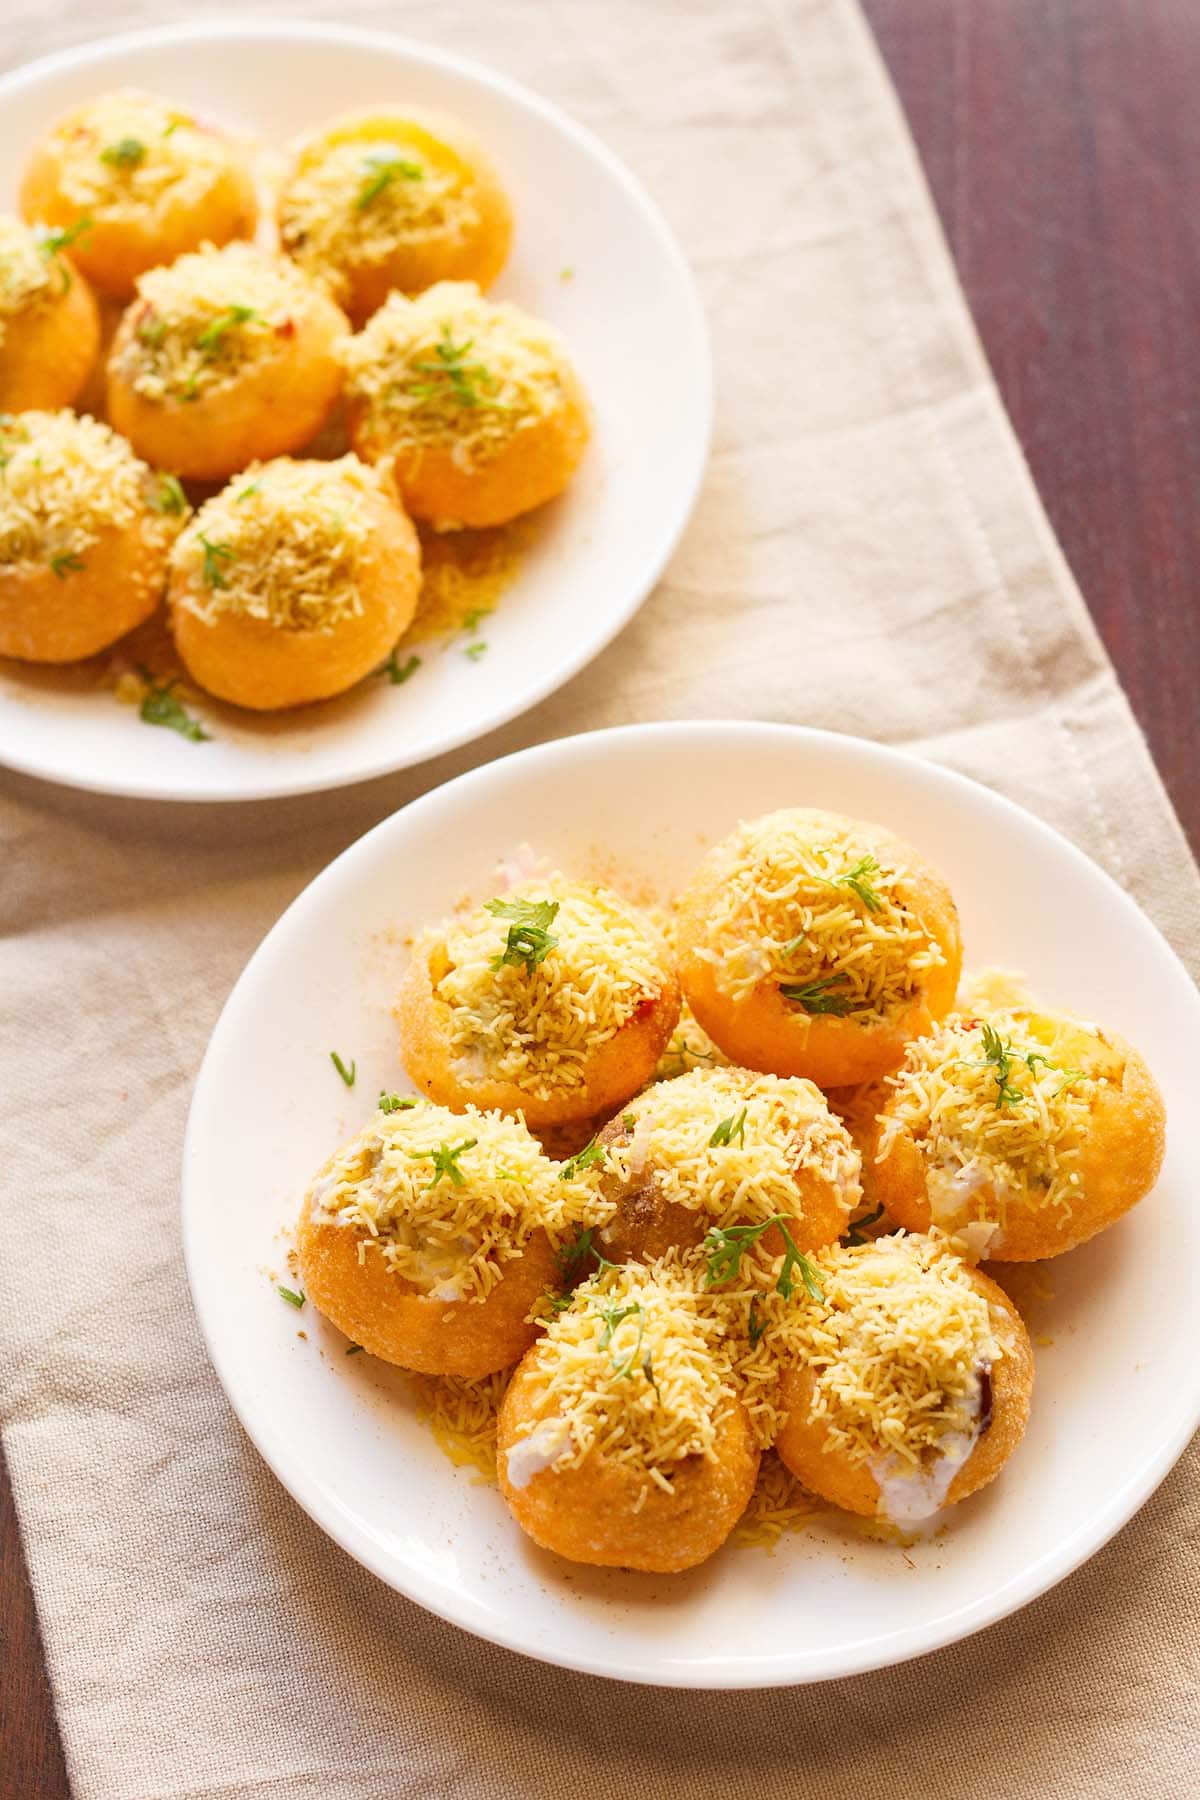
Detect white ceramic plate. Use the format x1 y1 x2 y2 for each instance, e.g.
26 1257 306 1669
0 24 710 802
183 722 1199 1686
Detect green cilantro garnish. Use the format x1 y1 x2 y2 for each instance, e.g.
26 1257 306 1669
622 1113 636 1129
195 304 262 355
378 1091 417 1113
843 1202 885 1247
703 1216 823 1302
980 1024 1024 1108
596 1299 646 1381
152 473 188 516
198 532 234 589
486 895 561 973
555 1227 616 1282
409 1137 478 1190
100 136 147 168
464 641 488 661
1025 1049 1084 1095
356 147 423 209
558 1137 605 1181
234 480 261 502
831 854 883 912
38 216 92 256
48 551 85 579
330 1051 356 1088
461 607 492 634
378 648 421 685
135 666 210 742
708 1108 748 1149
277 1285 305 1309
408 327 508 411
778 974 854 1016
778 932 809 959
748 1296 767 1348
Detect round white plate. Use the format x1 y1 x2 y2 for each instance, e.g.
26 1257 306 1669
183 722 1200 1686
0 23 710 802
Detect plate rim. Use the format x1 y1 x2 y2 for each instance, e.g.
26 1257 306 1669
181 719 1200 1687
0 19 713 804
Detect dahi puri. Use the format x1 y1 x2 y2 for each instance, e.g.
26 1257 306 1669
106 243 349 481
342 280 590 529
676 807 962 1088
0 214 99 410
396 875 681 1131
594 1065 862 1264
774 1233 1033 1526
297 1097 608 1378
497 1256 760 1572
0 410 183 662
19 88 257 299
168 455 420 710
870 1003 1167 1260
277 107 513 325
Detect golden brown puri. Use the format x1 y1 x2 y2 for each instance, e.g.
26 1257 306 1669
497 1358 759 1572
592 1066 859 1265
342 282 591 530
168 463 421 710
277 107 513 324
872 1015 1166 1260
675 807 962 1089
298 1198 558 1378
0 410 178 662
20 89 256 298
106 252 349 482
0 258 99 410
776 1263 1033 1522
395 884 681 1132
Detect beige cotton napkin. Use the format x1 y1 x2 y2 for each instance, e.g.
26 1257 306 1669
3 2 1199 1796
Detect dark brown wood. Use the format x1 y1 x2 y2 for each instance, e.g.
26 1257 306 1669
0 1442 70 1800
4 6 1199 1791
864 0 1200 854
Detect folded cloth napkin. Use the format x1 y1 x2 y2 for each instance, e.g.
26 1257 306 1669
1 2 1197 1797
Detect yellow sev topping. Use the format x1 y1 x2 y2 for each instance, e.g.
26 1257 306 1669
606 1067 862 1225
775 1233 999 1471
0 411 163 567
690 809 947 1025
341 281 574 471
279 138 477 301
170 455 386 632
0 216 57 336
429 878 670 1101
512 1254 735 1491
875 1007 1113 1232
117 244 331 404
41 89 241 219
305 1099 606 1303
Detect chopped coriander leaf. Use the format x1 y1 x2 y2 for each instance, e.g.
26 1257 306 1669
330 1050 356 1088
548 1290 574 1316
486 895 560 973
38 216 92 256
642 1350 660 1397
198 532 234 589
703 1215 823 1303
622 1113 636 1129
345 1343 365 1355
460 606 492 634
708 1107 748 1149
980 1023 1024 1108
778 932 809 959
137 313 168 348
378 1091 417 1113
409 1136 477 1190
778 974 854 1016
378 648 420 685
409 327 509 411
596 1299 645 1379
356 147 423 209
464 641 488 661
748 1297 767 1348
835 854 883 913
555 1226 615 1281
136 667 210 742
843 1202 885 1247
152 473 188 516
49 551 85 579
100 135 147 168
195 304 262 355
235 480 261 502
558 1137 605 1181
277 1285 305 1308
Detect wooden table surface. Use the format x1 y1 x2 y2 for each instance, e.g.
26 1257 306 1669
3 3 1198 1794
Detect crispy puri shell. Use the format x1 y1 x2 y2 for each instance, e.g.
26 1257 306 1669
0 514 168 662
